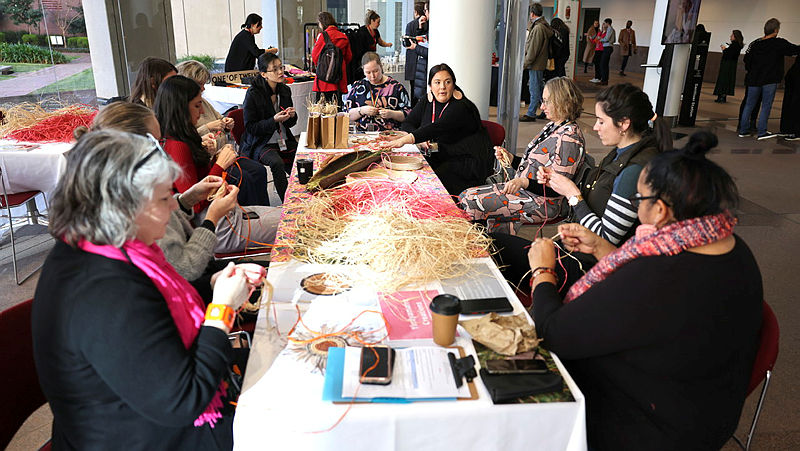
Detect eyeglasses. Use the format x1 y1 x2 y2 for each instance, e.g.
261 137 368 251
132 133 170 173
267 65 285 74
541 97 550 106
629 192 662 209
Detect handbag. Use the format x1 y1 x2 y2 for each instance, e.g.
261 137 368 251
546 58 556 72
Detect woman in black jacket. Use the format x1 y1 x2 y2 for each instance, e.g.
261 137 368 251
714 30 744 103
224 13 277 72
240 52 297 201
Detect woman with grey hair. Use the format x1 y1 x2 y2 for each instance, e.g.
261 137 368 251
32 130 265 449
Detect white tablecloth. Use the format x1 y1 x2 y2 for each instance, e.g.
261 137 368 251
0 140 72 195
203 81 314 137
232 141 587 450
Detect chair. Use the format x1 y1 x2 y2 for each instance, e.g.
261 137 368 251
226 108 246 145
0 299 51 450
0 166 49 285
732 300 780 450
482 120 506 147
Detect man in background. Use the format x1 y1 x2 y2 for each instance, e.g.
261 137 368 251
598 18 615 85
521 2 552 122
618 20 637 76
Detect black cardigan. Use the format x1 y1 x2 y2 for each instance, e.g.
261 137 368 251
224 29 263 72
32 241 233 450
240 75 298 160
532 236 762 450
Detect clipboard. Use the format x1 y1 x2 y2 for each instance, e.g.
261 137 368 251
323 346 478 403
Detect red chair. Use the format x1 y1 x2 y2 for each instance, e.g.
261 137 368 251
1 166 50 285
732 301 780 450
482 120 506 147
226 108 246 145
0 299 51 450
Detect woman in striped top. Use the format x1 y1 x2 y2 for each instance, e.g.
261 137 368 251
493 83 672 292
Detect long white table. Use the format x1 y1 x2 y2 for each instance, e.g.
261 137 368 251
0 140 71 195
232 136 586 451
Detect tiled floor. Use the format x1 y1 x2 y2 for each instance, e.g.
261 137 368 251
4 69 799 449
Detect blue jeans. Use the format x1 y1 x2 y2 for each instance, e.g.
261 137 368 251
739 84 777 136
527 69 543 117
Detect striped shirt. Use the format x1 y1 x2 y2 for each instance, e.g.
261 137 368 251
573 164 642 245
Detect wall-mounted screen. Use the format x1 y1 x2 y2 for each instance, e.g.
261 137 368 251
662 0 702 44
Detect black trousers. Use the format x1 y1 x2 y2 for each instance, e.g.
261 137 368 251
621 55 630 72
226 157 269 207
256 146 288 201
600 47 614 82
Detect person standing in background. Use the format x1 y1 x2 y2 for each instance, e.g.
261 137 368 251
598 18 615 85
521 2 552 122
546 18 571 80
350 9 394 82
779 55 800 140
408 2 431 103
583 20 599 74
404 3 427 106
224 13 278 72
311 11 353 105
713 30 744 103
618 20 637 76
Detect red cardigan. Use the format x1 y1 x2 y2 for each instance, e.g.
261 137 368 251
163 138 223 213
311 26 353 93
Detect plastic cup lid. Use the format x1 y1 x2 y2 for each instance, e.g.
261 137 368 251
429 294 461 315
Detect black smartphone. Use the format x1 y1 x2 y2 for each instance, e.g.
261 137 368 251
402 35 412 47
242 211 260 220
459 297 513 315
485 359 549 375
359 346 396 385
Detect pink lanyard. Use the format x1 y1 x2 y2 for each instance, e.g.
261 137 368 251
431 101 450 123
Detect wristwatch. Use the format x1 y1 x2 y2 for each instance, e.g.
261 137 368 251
568 194 583 207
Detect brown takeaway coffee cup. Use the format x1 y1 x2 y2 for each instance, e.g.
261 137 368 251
429 294 461 346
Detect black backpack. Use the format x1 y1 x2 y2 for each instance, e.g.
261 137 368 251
316 30 343 84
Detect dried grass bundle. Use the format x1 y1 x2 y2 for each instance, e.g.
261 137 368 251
0 102 97 142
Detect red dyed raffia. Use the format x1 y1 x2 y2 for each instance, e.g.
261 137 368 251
325 180 468 220
5 110 97 143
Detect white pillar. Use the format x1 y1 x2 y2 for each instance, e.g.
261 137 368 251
428 0 495 119
83 0 123 99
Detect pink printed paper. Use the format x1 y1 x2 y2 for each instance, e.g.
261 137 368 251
379 290 458 341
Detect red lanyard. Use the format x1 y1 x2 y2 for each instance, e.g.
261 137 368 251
431 101 450 123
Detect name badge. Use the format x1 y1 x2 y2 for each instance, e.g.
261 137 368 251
278 138 288 152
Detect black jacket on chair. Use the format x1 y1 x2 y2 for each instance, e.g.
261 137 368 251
240 75 298 161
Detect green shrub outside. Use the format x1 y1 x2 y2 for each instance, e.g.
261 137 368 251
66 37 90 48
0 43 69 64
177 54 215 70
22 34 40 45
0 33 5 44
3 31 24 44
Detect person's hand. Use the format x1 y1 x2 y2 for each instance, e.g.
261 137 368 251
266 47 279 54
494 146 513 165
537 167 582 197
234 263 266 287
558 223 604 255
211 262 250 312
527 238 556 271
378 108 397 120
409 41 417 50
502 177 529 195
419 16 427 26
215 144 237 170
180 175 224 208
205 119 224 133
205 184 239 226
273 109 292 123
202 133 217 155
283 106 296 117
221 116 234 130
386 42 393 48
360 105 379 117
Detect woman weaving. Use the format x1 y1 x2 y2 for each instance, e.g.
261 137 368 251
527 131 762 450
384 63 493 195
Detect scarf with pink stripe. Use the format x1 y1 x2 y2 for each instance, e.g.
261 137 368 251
564 211 737 303
78 238 225 427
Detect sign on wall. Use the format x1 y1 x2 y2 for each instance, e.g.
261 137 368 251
211 70 260 86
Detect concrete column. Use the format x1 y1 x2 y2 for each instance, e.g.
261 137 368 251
427 0 495 119
83 0 124 99
643 0 690 120
497 0 529 153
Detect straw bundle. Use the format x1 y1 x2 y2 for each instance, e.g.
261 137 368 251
0 102 97 142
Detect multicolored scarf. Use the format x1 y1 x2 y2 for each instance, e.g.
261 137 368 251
77 238 225 427
564 211 737 303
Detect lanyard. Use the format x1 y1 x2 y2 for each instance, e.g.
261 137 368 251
274 94 283 138
431 101 450 123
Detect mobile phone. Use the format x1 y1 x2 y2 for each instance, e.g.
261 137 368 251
359 345 396 385
242 211 260 220
402 36 412 47
459 297 513 315
485 359 549 375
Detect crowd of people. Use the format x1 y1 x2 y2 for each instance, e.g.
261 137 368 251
25 3 776 450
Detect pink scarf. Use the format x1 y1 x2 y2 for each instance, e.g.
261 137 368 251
78 238 225 427
564 211 737 303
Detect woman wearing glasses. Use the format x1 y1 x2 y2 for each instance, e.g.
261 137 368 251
33 130 265 449
526 131 762 450
240 52 297 201
345 51 411 132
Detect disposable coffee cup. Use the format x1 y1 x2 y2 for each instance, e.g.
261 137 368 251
429 294 461 347
297 158 314 184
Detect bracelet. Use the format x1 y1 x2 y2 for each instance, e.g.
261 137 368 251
205 303 235 330
531 266 557 279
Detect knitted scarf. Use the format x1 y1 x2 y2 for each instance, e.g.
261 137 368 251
564 211 737 303
77 238 225 427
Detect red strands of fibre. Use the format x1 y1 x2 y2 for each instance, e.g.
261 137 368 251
5 110 98 143
326 181 468 220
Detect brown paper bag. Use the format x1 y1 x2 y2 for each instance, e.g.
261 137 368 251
459 313 541 356
306 114 321 148
334 113 349 149
320 114 336 149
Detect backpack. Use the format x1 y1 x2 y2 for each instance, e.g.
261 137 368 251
316 30 343 84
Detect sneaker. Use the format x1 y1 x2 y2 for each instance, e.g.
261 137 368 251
520 115 536 122
737 132 751 138
784 134 800 141
757 132 778 140
589 78 601 83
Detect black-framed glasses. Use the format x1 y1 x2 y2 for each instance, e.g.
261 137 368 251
267 65 286 74
132 133 170 173
629 192 661 209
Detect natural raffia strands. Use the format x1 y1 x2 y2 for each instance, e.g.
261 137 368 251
286 180 492 293
0 102 97 142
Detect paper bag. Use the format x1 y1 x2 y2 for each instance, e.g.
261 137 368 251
306 114 321 148
459 313 541 356
334 113 349 149
320 114 336 149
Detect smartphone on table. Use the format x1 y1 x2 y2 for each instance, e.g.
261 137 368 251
359 345 396 385
459 297 513 315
